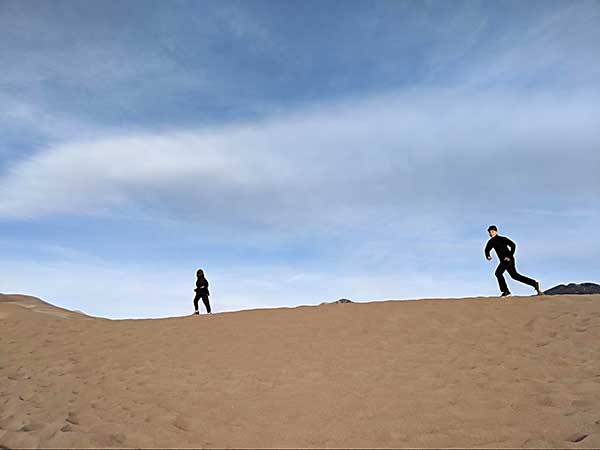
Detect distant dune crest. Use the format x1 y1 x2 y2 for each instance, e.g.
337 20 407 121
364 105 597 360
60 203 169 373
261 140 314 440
544 282 600 295
0 293 92 320
321 298 354 305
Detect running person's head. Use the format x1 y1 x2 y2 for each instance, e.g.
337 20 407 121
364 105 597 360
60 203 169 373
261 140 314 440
487 225 498 237
196 269 204 278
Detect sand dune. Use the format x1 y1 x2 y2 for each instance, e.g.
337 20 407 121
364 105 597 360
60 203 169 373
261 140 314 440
1 292 600 448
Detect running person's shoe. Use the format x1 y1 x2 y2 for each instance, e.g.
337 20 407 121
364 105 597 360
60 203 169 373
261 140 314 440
193 311 200 315
535 281 544 296
501 292 512 297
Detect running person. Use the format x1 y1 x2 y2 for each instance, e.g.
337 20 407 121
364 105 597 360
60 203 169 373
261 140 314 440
484 225 543 297
193 269 211 314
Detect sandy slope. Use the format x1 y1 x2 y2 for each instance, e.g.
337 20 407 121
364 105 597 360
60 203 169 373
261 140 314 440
1 292 599 449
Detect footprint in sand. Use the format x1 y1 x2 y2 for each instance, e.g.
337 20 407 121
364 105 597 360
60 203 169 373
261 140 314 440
92 432 126 446
537 396 555 407
65 412 80 425
523 438 553 447
567 433 588 443
571 399 593 410
525 318 537 328
18 422 41 432
173 415 191 432
6 369 31 381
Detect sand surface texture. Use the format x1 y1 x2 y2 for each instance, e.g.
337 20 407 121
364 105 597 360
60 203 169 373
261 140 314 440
1 293 600 448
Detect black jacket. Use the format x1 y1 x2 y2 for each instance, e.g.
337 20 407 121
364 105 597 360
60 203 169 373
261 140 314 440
195 277 210 296
484 235 516 261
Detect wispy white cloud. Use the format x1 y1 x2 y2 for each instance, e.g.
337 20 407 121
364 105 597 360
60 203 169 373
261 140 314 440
1 88 598 227
462 2 600 87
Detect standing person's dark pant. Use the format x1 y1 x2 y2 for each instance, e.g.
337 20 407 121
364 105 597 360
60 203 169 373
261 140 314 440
495 259 537 293
193 292 211 313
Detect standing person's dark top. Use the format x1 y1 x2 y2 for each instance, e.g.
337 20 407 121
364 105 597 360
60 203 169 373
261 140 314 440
193 269 211 314
484 225 543 297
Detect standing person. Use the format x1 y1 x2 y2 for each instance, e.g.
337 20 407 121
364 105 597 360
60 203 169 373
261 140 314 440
193 269 211 314
484 225 543 297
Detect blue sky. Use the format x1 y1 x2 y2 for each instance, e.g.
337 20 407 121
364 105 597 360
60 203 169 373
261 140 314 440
1 0 599 318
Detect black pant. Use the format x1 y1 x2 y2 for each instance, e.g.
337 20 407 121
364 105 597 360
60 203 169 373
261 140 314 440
495 259 537 293
193 293 211 313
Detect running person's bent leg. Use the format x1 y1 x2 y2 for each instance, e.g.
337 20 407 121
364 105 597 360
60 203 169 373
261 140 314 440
193 292 201 312
495 262 510 294
506 262 537 289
